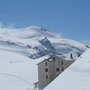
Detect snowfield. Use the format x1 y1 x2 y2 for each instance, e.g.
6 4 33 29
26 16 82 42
0 49 49 90
44 49 90 90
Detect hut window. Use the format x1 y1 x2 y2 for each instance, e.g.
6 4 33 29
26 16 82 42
61 61 63 65
56 68 60 72
57 75 58 77
46 75 48 79
45 62 47 66
45 68 48 72
62 68 64 71
53 57 55 60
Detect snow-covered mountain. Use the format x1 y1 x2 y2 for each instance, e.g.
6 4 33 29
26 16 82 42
0 26 88 60
0 25 89 90
44 48 90 90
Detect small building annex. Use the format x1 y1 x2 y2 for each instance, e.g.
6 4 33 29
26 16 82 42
37 55 75 89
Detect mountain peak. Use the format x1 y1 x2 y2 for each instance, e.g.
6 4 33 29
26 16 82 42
26 26 48 31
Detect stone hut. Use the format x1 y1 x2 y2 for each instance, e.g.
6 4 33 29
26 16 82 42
37 55 75 89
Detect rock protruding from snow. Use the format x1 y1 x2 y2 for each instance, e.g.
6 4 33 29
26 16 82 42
39 37 55 53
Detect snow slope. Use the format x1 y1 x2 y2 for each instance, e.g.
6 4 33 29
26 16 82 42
0 26 88 59
0 49 49 90
44 48 90 90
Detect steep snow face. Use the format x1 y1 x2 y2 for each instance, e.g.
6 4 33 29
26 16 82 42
0 26 88 59
44 49 90 90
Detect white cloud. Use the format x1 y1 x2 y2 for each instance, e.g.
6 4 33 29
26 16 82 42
0 22 4 28
0 22 15 29
54 32 63 39
82 40 90 45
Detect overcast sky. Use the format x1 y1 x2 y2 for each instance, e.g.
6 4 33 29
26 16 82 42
0 0 90 44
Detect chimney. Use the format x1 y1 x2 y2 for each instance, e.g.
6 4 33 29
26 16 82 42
78 54 81 57
70 54 73 59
